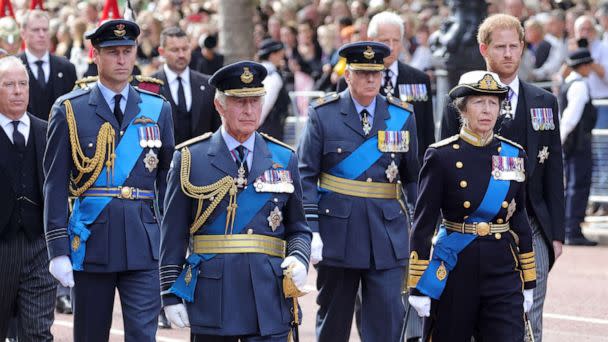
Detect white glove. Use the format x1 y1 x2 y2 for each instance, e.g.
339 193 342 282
281 256 308 291
49 255 74 288
164 304 190 328
523 289 534 313
408 295 431 317
310 232 323 265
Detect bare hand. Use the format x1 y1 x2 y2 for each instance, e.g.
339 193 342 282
553 240 563 260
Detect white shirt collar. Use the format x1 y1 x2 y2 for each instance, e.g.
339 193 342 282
164 64 190 85
25 49 49 64
506 76 520 96
0 112 29 128
387 61 399 76
220 126 255 153
96 80 129 107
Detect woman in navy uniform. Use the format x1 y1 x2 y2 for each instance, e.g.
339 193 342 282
407 71 537 341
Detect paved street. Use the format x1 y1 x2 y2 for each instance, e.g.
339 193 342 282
50 244 608 341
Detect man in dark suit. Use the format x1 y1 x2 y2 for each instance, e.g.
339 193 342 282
154 26 220 145
337 11 435 163
440 14 564 342
19 9 77 121
44 20 175 341
0 56 55 341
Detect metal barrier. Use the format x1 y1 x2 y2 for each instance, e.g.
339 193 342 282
590 129 608 203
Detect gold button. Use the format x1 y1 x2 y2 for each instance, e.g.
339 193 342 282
463 201 471 208
459 180 467 188
337 148 342 153
87 142 93 148
497 218 504 224
497 147 502 152
391 153 396 158
247 228 253 234
502 201 509 208
476 222 490 236
495 233 502 240
325 209 330 214
456 161 463 168
366 178 372 182
274 198 278 202
452 144 460 150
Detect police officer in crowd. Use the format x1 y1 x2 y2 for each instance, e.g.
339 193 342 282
160 61 311 341
408 70 536 341
0 56 55 341
298 41 419 341
440 14 565 341
43 19 175 341
560 42 598 246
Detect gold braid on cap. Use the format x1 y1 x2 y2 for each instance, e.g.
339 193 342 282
180 147 238 235
65 100 116 197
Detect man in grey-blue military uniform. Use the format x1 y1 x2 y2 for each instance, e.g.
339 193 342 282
298 41 420 341
43 19 175 341
160 61 312 341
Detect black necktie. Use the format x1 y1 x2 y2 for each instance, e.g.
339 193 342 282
176 76 187 113
383 69 393 95
235 145 249 178
11 121 26 152
113 94 123 126
35 60 46 87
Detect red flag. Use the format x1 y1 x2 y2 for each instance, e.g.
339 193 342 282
101 0 121 21
0 0 15 18
29 0 44 10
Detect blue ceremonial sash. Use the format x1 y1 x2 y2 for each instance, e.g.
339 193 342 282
169 140 292 302
68 93 164 270
416 141 518 299
327 103 410 180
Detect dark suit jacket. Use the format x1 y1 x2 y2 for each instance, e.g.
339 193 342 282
337 61 435 162
440 80 565 267
0 113 47 237
152 67 221 143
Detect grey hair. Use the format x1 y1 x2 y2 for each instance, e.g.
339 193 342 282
0 56 29 81
214 91 227 107
574 15 597 35
451 96 469 127
367 11 404 38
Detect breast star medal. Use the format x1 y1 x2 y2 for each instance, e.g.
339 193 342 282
235 164 248 188
267 206 283 231
385 160 399 183
143 149 159 172
362 114 372 136
505 199 517 222
537 146 549 164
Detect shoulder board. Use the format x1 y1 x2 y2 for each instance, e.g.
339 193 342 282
135 86 163 98
59 87 90 103
74 76 98 90
135 75 165 85
429 134 459 148
386 95 413 112
176 132 213 150
260 132 295 151
312 92 339 108
496 135 524 150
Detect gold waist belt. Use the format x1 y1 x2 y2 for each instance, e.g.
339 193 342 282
193 234 286 258
443 219 510 237
319 173 401 199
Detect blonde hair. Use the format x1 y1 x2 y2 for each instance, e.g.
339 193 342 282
477 14 524 45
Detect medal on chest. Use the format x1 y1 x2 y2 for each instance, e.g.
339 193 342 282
491 155 525 182
267 206 283 231
378 130 409 152
530 108 555 131
254 168 295 193
143 149 159 172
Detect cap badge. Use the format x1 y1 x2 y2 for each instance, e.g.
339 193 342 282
114 24 126 37
241 67 254 84
478 74 498 90
363 46 375 60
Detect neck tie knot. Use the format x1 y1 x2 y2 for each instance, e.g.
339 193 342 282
35 60 46 86
11 120 25 151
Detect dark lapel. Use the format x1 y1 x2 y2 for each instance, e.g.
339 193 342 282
49 54 58 97
156 70 175 106
89 84 120 128
248 133 273 183
189 70 203 132
20 53 36 82
29 114 46 191
208 129 238 176
121 86 142 130
340 91 365 137
521 81 540 176
369 95 388 137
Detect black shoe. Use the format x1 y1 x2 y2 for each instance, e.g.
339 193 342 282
158 310 172 329
56 295 72 314
565 236 598 246
406 338 422 342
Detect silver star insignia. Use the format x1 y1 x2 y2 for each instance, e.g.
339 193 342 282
537 146 549 164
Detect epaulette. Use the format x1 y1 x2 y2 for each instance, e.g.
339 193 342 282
59 87 91 103
134 75 164 86
260 132 295 151
176 132 213 150
73 76 98 90
134 75 164 95
429 134 459 148
496 135 524 150
386 94 413 112
135 86 163 98
312 92 339 108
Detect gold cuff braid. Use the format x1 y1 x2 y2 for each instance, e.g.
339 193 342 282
407 251 429 289
519 251 536 282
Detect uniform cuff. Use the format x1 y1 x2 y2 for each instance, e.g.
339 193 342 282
287 235 311 271
45 230 70 259
519 251 536 284
303 203 319 232
161 293 182 307
407 251 429 290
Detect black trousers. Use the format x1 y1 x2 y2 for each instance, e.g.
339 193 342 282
193 330 289 342
0 232 55 341
424 233 525 342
